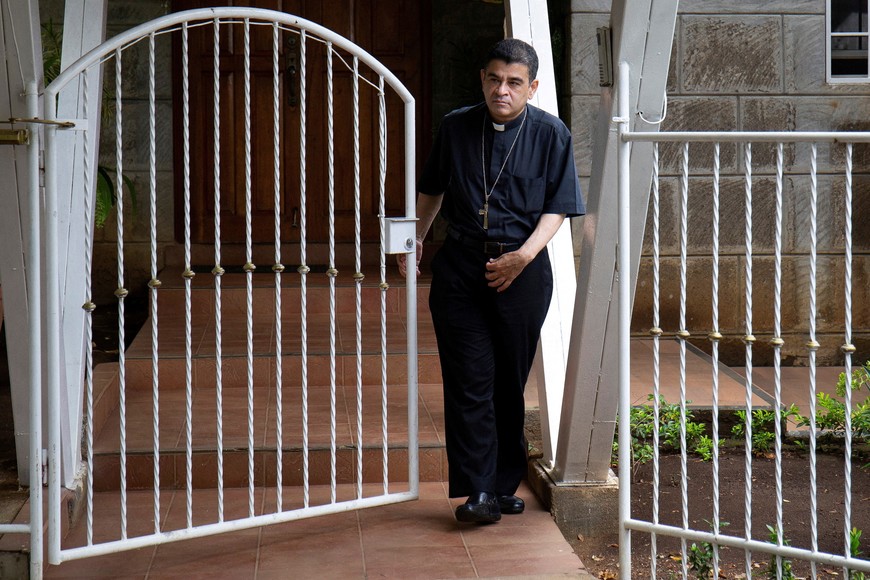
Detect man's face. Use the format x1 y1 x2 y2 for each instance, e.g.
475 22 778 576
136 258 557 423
480 59 539 123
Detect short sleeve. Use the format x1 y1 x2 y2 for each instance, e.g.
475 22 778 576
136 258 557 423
542 129 585 217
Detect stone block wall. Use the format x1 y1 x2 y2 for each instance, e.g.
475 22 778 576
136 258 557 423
569 0 870 366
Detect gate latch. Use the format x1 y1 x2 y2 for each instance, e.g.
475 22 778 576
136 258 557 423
383 217 417 254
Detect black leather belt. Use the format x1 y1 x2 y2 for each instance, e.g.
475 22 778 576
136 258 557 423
446 227 522 256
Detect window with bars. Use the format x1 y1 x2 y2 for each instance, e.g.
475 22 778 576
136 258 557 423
827 0 870 82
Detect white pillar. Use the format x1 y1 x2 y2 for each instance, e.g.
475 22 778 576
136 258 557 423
552 0 678 483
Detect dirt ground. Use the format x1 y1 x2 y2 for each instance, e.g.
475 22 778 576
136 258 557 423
569 450 870 579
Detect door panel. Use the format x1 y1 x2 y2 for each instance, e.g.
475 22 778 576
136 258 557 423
172 0 428 245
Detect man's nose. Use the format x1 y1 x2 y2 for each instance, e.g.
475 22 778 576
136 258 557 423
496 81 509 94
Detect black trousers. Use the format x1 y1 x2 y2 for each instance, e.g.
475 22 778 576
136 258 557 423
428 237 553 498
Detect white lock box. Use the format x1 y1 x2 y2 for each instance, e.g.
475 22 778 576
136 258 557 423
382 217 417 254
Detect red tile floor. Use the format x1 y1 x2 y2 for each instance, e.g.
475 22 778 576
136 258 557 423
39 273 592 578
16 269 845 579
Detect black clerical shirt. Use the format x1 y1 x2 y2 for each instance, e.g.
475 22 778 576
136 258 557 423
417 102 585 241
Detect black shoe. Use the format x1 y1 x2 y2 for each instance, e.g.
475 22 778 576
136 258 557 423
497 495 525 514
455 492 501 524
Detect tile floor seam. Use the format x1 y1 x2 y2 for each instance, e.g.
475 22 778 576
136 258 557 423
356 510 368 580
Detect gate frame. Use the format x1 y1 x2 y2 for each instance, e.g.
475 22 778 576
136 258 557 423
615 60 870 578
39 7 418 568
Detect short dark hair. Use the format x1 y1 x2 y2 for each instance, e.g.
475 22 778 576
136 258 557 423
483 38 539 81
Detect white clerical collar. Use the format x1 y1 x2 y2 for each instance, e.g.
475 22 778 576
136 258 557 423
492 122 505 132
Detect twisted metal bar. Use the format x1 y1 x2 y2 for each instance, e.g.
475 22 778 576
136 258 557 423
378 77 390 493
82 67 95 547
242 18 256 520
298 30 310 508
843 142 854 576
677 141 690 580
326 41 338 504
212 17 225 523
114 47 129 541
148 32 161 535
352 56 364 500
271 21 284 513
182 22 194 530
650 142 661 580
773 142 785 578
808 143 820 579
742 142 754 578
710 141 721 577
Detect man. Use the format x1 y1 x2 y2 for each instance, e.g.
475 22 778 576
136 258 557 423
399 38 584 524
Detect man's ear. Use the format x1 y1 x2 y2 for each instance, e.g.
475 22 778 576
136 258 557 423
528 78 539 98
480 69 487 86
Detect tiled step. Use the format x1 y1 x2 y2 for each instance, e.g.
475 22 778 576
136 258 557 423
89 277 443 492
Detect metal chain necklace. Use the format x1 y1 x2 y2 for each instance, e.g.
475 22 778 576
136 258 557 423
480 106 528 230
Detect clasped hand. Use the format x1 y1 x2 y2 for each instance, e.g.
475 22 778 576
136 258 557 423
485 250 530 292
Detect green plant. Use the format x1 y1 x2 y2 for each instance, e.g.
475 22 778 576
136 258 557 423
848 527 866 580
687 521 727 579
765 525 796 580
731 404 800 454
614 394 720 473
41 20 134 228
797 362 870 441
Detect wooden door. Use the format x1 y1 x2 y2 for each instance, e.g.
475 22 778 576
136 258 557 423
172 0 429 244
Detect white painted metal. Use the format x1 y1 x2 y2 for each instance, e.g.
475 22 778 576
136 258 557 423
41 7 418 567
741 141 754 577
26 80 44 580
617 92 870 575
504 0 577 464
615 60 632 579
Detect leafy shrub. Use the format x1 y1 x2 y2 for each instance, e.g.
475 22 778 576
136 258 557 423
614 395 719 473
731 405 801 454
798 361 870 441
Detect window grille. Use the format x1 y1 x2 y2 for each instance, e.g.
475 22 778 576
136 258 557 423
827 0 870 82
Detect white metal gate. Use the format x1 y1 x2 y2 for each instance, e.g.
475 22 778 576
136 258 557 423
38 7 418 571
616 62 870 578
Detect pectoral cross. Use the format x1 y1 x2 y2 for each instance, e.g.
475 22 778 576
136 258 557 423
479 202 489 230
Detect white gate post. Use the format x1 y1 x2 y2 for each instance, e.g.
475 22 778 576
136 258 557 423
552 0 678 484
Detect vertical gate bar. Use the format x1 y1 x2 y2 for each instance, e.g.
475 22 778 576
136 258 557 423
271 21 284 513
741 141 754 577
404 83 418 498
148 31 161 534
377 78 390 493
25 80 43 576
650 142 661 580
326 41 338 504
773 141 785 577
677 141 690 580
298 30 310 509
80 70 95 547
45 98 62 567
808 142 820 579
842 142 854 576
352 56 364 500
212 17 225 523
616 61 631 579
181 21 195 529
114 47 129 541
243 17 256 519
710 141 722 576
